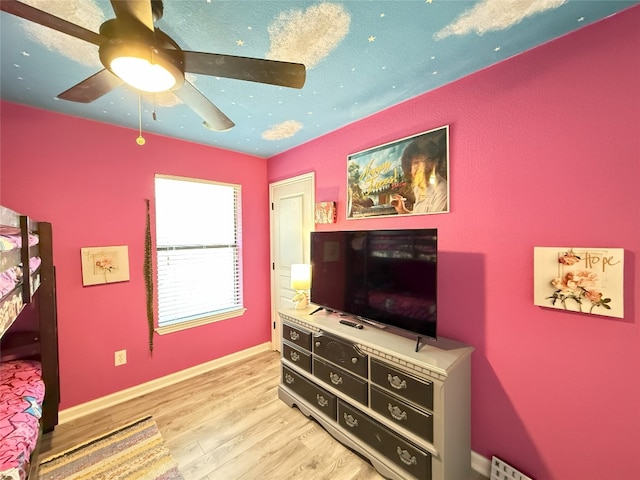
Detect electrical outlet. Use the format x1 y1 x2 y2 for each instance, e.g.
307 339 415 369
115 349 127 366
490 456 533 480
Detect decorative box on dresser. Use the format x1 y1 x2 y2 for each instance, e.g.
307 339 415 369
278 307 474 480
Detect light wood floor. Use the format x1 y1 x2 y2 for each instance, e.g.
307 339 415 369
40 350 487 480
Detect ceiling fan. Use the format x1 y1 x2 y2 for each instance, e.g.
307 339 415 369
0 0 307 131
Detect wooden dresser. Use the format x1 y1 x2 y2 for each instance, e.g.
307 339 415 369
278 307 474 480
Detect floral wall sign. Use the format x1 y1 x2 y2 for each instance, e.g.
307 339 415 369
533 247 624 318
81 245 130 286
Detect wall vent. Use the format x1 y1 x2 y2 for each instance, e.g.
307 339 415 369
490 456 533 480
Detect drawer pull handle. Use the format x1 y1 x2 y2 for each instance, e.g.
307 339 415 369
388 374 407 390
315 341 321 347
290 351 300 362
329 372 342 385
329 372 343 385
284 373 294 385
343 413 359 428
316 394 329 407
351 357 358 364
388 404 408 421
289 331 300 341
397 447 417 466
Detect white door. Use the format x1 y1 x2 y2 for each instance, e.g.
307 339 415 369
269 173 315 350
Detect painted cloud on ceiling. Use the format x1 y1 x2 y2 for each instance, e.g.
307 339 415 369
262 120 303 141
267 3 351 68
21 0 104 67
262 3 350 141
435 0 568 39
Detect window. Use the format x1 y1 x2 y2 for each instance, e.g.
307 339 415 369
154 175 244 333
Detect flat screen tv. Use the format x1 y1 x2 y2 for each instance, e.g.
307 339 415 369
310 228 437 339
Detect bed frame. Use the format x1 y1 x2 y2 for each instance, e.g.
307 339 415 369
0 205 59 479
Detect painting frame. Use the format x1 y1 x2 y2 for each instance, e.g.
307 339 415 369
347 125 449 219
81 245 130 286
533 246 624 318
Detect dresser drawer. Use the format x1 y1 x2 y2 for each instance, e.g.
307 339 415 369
283 342 312 373
371 385 433 443
313 357 368 406
338 401 431 480
282 366 337 420
313 332 368 378
371 359 433 410
283 322 312 351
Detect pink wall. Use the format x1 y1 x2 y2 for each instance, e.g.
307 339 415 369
1 106 272 408
1 5 638 480
268 6 640 480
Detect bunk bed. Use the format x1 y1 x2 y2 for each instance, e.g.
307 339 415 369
0 205 59 480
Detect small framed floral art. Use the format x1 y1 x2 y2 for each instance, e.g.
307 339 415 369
533 247 624 318
81 245 130 286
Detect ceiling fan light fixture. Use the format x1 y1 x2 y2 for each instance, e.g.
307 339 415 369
100 41 184 93
110 56 175 92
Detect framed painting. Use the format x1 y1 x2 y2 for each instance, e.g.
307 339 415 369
533 247 624 318
347 125 449 219
81 245 130 286
314 201 337 224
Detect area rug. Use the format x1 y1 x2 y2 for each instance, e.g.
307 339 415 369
38 416 184 480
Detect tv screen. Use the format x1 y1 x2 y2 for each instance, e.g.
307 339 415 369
310 229 437 339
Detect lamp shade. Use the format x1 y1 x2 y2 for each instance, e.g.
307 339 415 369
291 264 311 290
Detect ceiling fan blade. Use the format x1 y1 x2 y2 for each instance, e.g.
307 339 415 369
173 81 235 132
110 0 155 31
57 69 124 103
181 51 306 89
0 0 105 46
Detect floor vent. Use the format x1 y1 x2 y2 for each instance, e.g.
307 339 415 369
490 456 533 480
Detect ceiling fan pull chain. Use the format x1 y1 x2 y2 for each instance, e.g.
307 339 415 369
136 92 146 146
152 95 157 121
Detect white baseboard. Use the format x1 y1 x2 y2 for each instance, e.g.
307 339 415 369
59 342 273 424
472 450 492 478
60 342 492 479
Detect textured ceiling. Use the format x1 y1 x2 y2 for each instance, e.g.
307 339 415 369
1 0 637 158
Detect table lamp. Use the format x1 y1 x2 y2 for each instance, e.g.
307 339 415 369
291 263 311 310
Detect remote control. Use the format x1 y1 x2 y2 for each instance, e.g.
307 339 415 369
339 319 363 329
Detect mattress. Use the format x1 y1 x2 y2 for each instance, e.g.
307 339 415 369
0 231 41 338
0 232 40 297
0 360 45 480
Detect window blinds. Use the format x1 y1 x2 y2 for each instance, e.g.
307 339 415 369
154 175 242 327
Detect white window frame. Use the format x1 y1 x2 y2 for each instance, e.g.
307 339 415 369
154 174 245 334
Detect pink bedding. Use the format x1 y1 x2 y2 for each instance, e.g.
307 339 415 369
0 360 45 480
0 258 41 299
1 231 41 301
0 234 39 251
